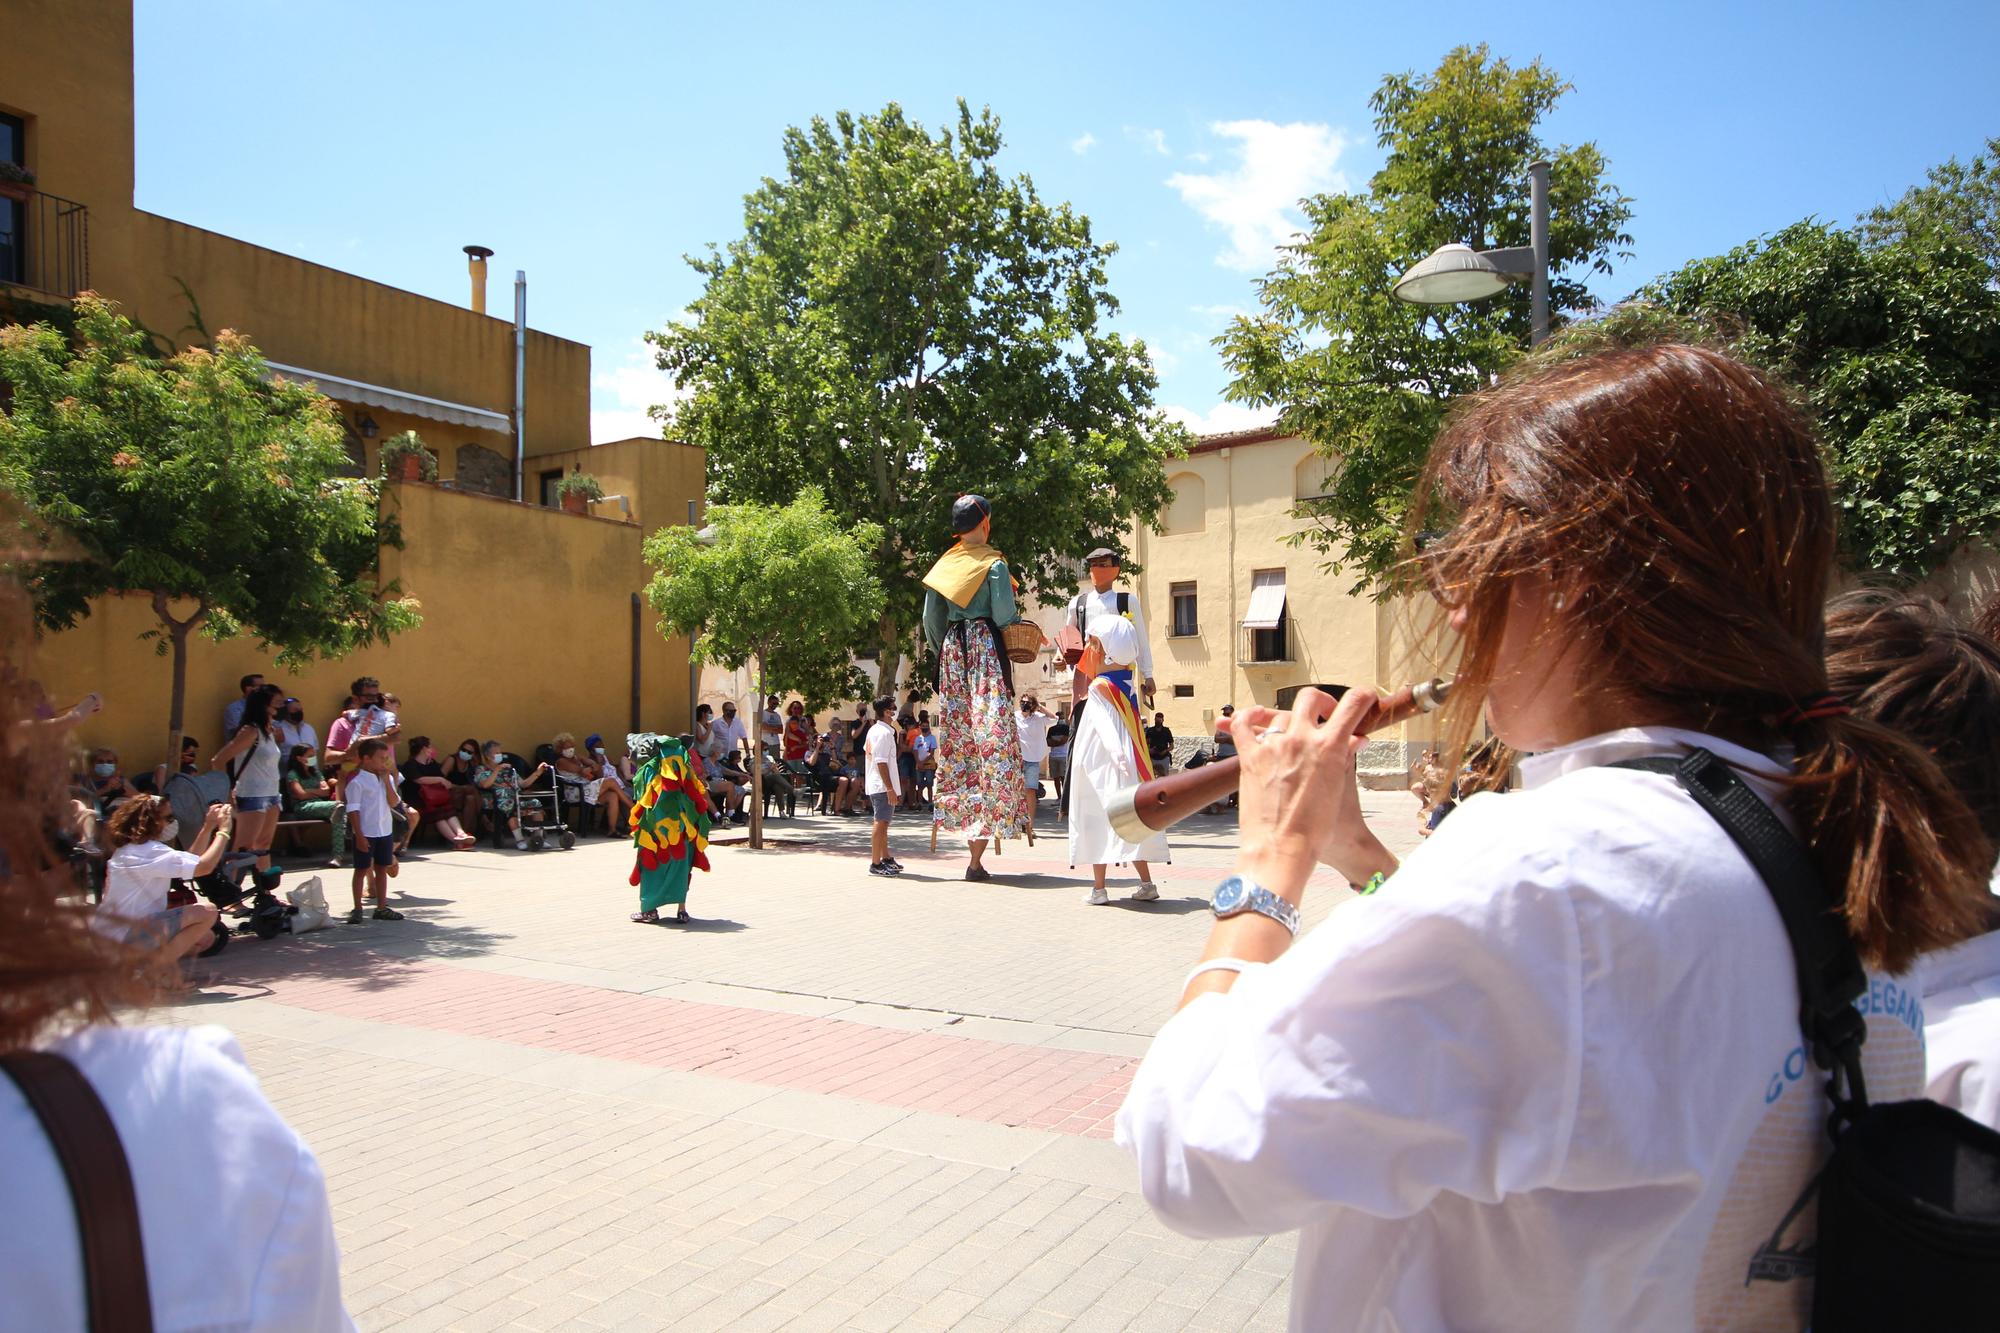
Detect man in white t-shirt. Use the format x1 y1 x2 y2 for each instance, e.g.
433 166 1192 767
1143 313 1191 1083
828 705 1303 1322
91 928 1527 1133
759 695 785 759
712 702 749 759
1016 695 1057 805
342 739 403 925
863 696 903 878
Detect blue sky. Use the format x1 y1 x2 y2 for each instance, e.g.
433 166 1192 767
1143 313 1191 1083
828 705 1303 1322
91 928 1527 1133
133 0 1999 442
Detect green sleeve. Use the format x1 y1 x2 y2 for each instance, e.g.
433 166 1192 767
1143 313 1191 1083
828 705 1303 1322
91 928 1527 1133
988 561 1017 626
923 588 946 650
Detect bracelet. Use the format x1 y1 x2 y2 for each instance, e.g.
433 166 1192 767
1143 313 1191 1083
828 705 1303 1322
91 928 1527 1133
1183 957 1254 993
1358 871 1387 896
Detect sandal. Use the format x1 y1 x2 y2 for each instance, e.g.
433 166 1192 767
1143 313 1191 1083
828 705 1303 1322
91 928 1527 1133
674 906 690 924
964 864 992 883
630 910 660 924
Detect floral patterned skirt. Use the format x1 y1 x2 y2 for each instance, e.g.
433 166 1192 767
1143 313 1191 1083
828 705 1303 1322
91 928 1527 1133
934 619 1030 842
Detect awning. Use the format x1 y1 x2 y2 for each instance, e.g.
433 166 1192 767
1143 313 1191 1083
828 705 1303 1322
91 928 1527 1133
264 361 512 433
1242 572 1287 629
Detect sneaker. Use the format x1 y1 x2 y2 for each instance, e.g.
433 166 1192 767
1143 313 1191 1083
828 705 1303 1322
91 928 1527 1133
515 837 529 850
869 861 897 877
373 906 405 921
1129 882 1160 902
1086 887 1109 906
344 907 365 925
884 856 905 872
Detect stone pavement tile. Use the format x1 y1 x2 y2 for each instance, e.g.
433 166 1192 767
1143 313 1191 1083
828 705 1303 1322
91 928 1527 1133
1019 1132 1141 1192
864 1110 1052 1170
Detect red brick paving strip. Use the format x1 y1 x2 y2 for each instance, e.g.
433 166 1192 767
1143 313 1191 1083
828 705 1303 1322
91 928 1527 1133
227 958 1136 1138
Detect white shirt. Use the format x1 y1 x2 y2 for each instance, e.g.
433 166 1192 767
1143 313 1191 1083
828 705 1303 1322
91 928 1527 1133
913 732 938 762
863 720 901 796
1016 711 1057 763
276 718 320 753
712 713 748 756
0 1025 352 1332
759 709 784 751
1117 727 1926 1332
1067 586 1153 680
1923 928 2000 1130
342 768 394 839
97 841 200 932
1068 679 1169 869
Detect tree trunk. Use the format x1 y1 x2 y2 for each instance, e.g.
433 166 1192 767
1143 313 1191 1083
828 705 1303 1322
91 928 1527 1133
748 657 767 850
153 590 207 774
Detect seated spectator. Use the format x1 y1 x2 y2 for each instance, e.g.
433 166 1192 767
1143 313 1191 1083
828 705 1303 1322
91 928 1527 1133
95 796 231 966
713 701 749 759
87 747 141 814
282 744 346 868
551 730 599 822
584 734 632 835
177 734 200 776
475 741 549 850
443 737 483 832
1204 706 1237 816
399 737 476 850
804 720 845 813
698 746 749 826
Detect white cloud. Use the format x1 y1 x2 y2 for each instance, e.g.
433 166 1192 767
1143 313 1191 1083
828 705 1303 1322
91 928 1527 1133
590 338 691 444
1125 126 1170 156
1167 120 1346 272
1070 132 1097 155
1160 401 1281 437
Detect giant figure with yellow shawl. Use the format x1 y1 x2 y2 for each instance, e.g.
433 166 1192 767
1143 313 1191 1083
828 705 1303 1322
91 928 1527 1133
625 733 712 924
1067 614 1168 904
921 494 1032 882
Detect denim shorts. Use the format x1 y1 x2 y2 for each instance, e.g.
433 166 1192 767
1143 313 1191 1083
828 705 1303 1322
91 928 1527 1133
868 791 894 822
353 833 397 869
1023 760 1043 787
236 794 282 813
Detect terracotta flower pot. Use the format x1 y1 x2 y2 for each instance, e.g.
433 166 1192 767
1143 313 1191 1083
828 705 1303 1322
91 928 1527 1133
0 180 33 204
560 491 587 515
388 453 426 483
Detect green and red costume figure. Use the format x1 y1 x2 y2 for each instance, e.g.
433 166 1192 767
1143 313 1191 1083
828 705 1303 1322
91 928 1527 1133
626 733 712 924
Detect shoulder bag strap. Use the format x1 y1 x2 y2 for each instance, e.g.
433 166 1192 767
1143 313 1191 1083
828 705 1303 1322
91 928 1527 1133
1614 750 1869 1109
0 1050 155 1333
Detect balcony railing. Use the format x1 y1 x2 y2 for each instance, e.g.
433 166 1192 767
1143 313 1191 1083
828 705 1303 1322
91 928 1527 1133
0 188 90 298
1236 614 1295 666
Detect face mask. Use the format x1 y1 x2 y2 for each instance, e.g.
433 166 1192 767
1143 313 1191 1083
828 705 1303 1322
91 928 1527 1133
93 762 116 778
486 754 503 767
160 819 179 842
459 749 474 761
304 761 319 772
593 747 606 756
561 747 576 759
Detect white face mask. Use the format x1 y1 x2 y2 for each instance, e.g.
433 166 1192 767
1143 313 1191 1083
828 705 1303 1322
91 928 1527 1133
561 747 576 759
160 819 179 843
592 747 606 756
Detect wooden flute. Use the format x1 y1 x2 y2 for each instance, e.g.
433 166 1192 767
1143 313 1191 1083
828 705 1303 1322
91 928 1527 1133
1103 678 1452 842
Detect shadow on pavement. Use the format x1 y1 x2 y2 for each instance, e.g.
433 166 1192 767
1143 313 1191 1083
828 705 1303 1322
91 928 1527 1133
630 916 747 933
192 907 509 995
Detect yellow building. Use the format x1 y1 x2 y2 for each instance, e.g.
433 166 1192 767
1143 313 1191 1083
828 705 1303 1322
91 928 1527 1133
2 0 701 766
1129 425 1438 785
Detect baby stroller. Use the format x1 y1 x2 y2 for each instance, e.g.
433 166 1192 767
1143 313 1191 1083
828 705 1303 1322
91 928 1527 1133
160 771 291 946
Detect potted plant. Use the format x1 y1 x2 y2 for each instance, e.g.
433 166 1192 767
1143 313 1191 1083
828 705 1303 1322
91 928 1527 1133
557 471 603 514
0 162 36 204
378 430 436 484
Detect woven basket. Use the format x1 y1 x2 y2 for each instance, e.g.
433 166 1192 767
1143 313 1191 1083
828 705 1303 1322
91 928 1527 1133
1000 620 1044 664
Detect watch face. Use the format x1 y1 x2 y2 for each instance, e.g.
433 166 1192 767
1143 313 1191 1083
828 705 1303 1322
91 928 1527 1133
1213 877 1246 913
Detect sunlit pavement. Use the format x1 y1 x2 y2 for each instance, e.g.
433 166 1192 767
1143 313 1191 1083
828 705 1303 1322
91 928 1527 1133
155 789 1426 1331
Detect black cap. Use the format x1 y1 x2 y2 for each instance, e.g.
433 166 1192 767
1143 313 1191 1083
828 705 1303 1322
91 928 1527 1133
1085 546 1120 563
951 494 992 534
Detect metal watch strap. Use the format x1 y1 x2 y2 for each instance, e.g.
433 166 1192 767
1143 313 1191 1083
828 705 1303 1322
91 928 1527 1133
1212 875 1300 935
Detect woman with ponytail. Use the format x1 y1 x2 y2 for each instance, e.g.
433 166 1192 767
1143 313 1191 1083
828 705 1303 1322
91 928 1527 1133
1118 342 1992 1330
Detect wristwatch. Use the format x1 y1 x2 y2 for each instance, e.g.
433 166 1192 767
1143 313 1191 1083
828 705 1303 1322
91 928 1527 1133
1211 875 1299 935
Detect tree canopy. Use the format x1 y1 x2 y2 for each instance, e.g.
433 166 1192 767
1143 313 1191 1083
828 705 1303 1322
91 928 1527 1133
0 295 420 750
1218 45 1633 589
644 490 883 848
650 101 1183 687
1641 214 2000 580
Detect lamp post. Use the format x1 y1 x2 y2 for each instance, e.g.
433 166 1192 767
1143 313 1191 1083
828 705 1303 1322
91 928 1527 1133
1392 160 1551 346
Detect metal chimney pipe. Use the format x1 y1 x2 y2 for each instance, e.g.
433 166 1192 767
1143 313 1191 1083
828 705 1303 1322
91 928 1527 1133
463 245 493 315
513 270 527 501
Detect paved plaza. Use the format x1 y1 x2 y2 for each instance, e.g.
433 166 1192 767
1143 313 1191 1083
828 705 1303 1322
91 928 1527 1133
153 791 1425 1331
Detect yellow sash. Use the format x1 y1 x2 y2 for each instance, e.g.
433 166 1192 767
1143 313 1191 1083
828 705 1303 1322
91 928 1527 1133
922 541 1005 610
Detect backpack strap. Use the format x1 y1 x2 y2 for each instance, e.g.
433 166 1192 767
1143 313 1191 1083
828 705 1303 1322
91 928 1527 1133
1614 749 1869 1112
0 1051 155 1333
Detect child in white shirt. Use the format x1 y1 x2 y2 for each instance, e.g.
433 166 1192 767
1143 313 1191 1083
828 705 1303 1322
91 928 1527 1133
342 739 402 924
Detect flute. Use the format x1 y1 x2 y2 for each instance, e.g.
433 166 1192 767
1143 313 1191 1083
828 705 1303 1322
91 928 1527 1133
1104 679 1451 842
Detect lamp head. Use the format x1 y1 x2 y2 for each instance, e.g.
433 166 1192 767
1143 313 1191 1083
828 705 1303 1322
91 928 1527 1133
1392 243 1513 306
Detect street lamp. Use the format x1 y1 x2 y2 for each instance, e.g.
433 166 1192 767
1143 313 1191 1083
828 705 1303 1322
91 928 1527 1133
1392 160 1551 346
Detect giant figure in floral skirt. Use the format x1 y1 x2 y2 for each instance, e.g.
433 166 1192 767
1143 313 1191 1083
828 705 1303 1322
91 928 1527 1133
626 733 712 924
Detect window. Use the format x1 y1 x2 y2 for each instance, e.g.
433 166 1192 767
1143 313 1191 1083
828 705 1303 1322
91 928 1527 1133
0 113 23 288
1169 582 1198 637
1242 569 1289 664
537 467 564 507
1161 472 1206 535
1172 684 1194 699
1295 451 1339 501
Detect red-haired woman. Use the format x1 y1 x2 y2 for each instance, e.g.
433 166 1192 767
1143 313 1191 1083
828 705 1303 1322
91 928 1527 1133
1117 343 1992 1329
0 582 351 1327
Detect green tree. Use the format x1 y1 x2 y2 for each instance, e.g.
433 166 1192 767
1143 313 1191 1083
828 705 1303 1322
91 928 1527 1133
1219 45 1633 589
1858 135 1999 276
0 295 420 757
1641 218 2000 579
644 489 884 849
650 101 1182 689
